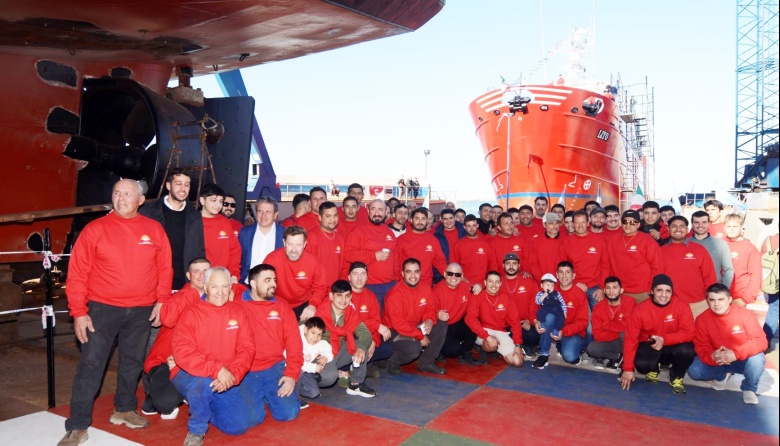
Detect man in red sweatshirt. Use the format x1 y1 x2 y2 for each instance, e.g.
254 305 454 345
620 274 695 395
723 214 762 306
342 182 369 223
532 261 589 369
396 207 447 288
661 215 718 318
529 213 564 281
492 213 532 277
235 264 302 430
295 187 328 232
60 179 173 446
430 263 479 365
199 183 241 280
516 205 545 240
501 253 541 359
265 226 328 321
586 276 636 370
281 193 310 228
305 201 344 286
688 283 767 404
452 214 497 290
170 267 255 446
344 199 398 310
606 210 664 304
465 270 524 367
704 199 727 239
348 262 393 377
382 258 447 376
558 210 610 310
338 196 361 241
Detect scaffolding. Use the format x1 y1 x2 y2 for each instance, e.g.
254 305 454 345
735 0 779 187
615 75 656 203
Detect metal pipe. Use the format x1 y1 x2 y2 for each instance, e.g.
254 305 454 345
43 228 55 408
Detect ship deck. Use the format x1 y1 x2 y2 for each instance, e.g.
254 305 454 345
0 309 778 446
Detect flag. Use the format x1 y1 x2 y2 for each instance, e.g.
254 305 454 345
422 193 430 210
557 185 567 207
629 185 645 210
596 183 602 205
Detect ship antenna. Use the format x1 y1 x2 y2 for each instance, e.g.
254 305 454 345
540 0 547 81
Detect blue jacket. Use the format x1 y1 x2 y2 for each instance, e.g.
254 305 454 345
238 222 286 283
433 221 467 262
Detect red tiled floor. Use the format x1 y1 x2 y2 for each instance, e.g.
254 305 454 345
400 355 508 385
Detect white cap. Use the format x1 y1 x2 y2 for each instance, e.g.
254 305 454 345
541 273 557 283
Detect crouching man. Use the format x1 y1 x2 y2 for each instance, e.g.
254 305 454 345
171 267 255 446
688 283 767 404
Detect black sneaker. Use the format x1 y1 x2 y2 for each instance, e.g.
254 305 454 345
605 354 623 371
457 353 480 366
592 358 606 370
435 354 447 363
532 355 549 369
477 347 489 365
418 364 446 375
346 382 376 398
299 399 310 409
313 372 322 383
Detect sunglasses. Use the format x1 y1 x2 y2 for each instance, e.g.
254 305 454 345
621 219 639 226
445 271 462 277
222 202 237 208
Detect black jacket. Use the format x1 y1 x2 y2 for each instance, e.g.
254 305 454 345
139 197 206 273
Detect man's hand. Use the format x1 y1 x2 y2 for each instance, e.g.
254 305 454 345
420 335 431 347
592 289 605 303
211 367 236 393
520 319 531 330
550 331 563 342
166 355 177 370
367 342 376 361
482 335 498 352
315 354 328 366
713 346 737 365
620 371 636 390
438 309 449 322
74 315 95 344
378 324 391 341
149 302 163 327
471 283 483 295
534 319 546 334
522 271 533 279
375 250 390 261
648 229 661 240
299 305 316 322
576 282 588 293
732 298 747 308
277 376 295 397
649 335 664 351
422 319 434 334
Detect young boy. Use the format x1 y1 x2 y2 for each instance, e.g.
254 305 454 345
296 316 334 408
535 273 567 338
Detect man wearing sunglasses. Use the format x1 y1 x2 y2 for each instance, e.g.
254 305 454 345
221 193 243 236
430 264 479 365
606 210 663 304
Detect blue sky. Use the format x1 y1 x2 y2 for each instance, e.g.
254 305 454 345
191 0 736 203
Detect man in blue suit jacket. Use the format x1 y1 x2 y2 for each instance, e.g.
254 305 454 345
239 196 286 283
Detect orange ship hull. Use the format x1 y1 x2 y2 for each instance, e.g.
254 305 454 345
468 85 622 211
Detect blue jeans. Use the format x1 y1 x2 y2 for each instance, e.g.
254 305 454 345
366 281 396 312
240 361 300 423
556 336 584 363
764 293 779 343
65 302 153 431
687 354 766 392
172 371 248 435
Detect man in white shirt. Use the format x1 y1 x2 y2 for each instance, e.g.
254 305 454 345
239 197 285 283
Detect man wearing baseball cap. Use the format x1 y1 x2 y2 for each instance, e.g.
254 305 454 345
619 274 695 395
605 210 664 304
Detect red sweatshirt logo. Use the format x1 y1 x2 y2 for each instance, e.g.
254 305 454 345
295 271 308 280
664 314 675 323
419 298 427 306
460 295 468 304
386 235 393 241
496 303 506 311
519 286 526 292
587 247 597 254
732 325 743 334
477 248 485 254
684 253 696 260
139 235 153 245
425 245 433 252
335 245 342 253
226 319 239 330
267 310 281 320
730 251 739 259
359 304 368 313
512 245 520 251
566 301 574 309
218 230 229 239
627 245 637 252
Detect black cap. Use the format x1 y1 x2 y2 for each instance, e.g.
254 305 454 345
503 253 519 262
651 274 673 290
590 207 607 217
349 261 368 274
621 210 640 221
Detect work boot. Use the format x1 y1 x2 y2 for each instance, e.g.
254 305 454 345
183 432 205 446
109 410 150 429
57 430 88 446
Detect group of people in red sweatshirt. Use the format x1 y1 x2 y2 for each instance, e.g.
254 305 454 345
59 180 776 446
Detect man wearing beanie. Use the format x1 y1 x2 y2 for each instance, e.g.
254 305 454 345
620 274 695 395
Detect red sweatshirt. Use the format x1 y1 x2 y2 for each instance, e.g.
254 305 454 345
306 227 345 285
171 299 255 382
516 223 545 241
557 285 589 338
465 289 522 344
294 212 321 232
529 234 563 280
67 212 173 318
430 280 471 325
396 231 447 286
591 297 637 342
202 214 241 278
344 222 398 284
709 222 726 239
229 218 243 237
351 287 382 346
660 241 718 304
442 228 460 255
281 214 301 228
382 282 435 340
338 218 360 242
491 234 531 274
264 249 327 308
622 296 694 372
606 231 664 294
237 292 303 379
694 305 768 366
502 276 540 321
558 232 610 288
338 205 368 225
725 238 762 304
452 236 497 285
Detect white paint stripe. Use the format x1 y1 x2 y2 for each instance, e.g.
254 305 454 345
530 93 568 100
530 100 561 105
526 86 574 94
476 90 502 104
0 412 143 445
479 98 502 109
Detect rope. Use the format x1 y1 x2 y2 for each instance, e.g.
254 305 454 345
0 250 70 269
0 305 66 329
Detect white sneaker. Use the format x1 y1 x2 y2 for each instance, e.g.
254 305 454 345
710 374 730 391
160 406 179 420
743 390 759 405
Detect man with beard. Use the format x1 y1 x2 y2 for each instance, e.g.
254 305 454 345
388 203 409 238
492 213 532 278
587 276 636 370
606 210 663 304
396 208 447 288
265 226 328 321
589 208 607 235
140 168 205 291
305 202 344 286
344 199 398 310
348 262 393 377
639 201 670 246
603 205 622 237
452 215 497 291
430 263 479 365
516 205 545 240
558 210 609 310
501 253 541 359
533 196 549 226
688 211 734 286
383 258 447 375
221 194 243 235
295 187 328 232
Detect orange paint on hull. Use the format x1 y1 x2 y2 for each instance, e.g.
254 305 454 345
468 85 622 210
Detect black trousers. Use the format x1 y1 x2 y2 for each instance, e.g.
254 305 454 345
388 320 446 368
440 317 477 358
634 341 695 380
